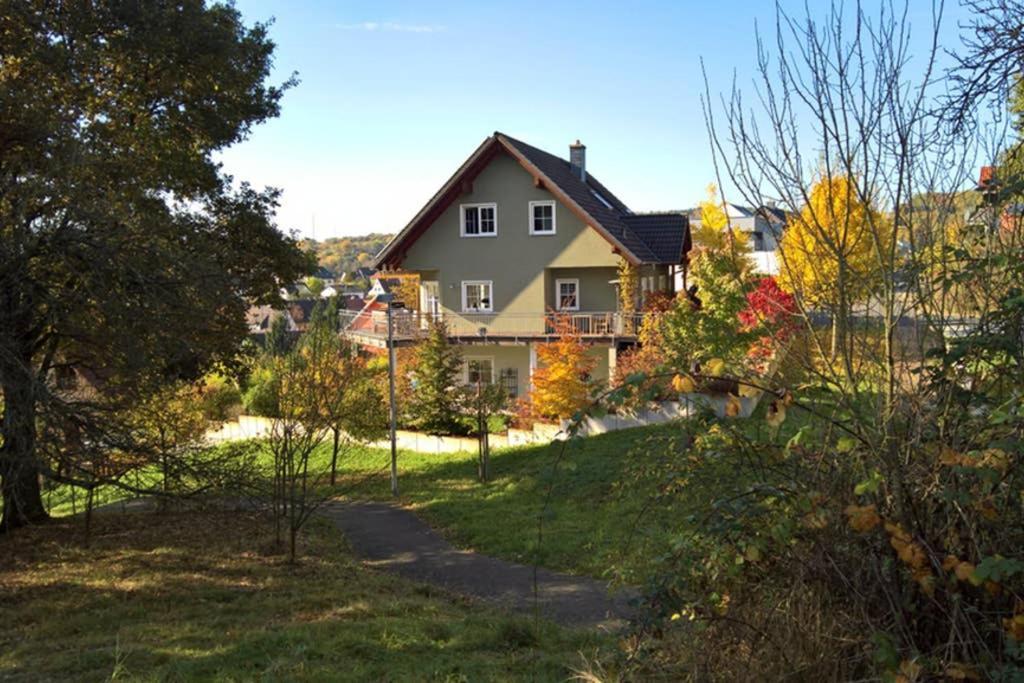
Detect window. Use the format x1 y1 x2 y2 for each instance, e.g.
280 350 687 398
555 278 579 311
465 358 494 385
752 231 765 251
461 280 493 312
499 367 519 398
460 203 497 237
529 200 556 234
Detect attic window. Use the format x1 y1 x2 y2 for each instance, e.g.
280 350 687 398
590 189 614 210
460 203 497 237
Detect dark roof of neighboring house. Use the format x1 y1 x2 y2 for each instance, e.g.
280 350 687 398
621 213 691 264
375 132 691 267
340 293 366 311
354 267 377 279
313 266 336 279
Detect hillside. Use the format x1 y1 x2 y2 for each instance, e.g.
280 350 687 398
301 233 394 276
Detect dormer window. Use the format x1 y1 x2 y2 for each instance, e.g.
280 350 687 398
529 200 556 235
460 203 497 237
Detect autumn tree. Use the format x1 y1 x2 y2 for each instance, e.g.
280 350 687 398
776 175 889 362
0 2 311 530
529 316 597 421
304 308 387 486
661 188 754 372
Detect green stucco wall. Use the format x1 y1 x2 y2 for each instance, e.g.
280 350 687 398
400 152 622 333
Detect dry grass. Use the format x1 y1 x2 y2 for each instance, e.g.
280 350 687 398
0 509 608 681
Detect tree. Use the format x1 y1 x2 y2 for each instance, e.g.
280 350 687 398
305 276 326 298
662 207 753 372
461 380 507 483
265 348 330 563
776 175 889 362
0 3 311 530
264 315 293 358
529 316 597 421
407 321 464 435
305 307 387 486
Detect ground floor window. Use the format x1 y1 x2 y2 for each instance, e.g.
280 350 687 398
465 357 494 385
499 367 519 398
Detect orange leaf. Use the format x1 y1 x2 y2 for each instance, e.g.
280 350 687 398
844 504 881 532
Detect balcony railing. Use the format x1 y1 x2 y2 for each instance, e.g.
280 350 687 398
339 309 653 344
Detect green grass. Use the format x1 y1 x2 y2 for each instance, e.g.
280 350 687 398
0 509 608 682
326 424 699 583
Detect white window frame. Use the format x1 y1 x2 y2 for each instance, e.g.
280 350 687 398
555 278 580 311
461 280 493 313
528 200 557 235
464 356 495 385
459 202 498 238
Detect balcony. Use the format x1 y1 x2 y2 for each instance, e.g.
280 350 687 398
339 309 652 347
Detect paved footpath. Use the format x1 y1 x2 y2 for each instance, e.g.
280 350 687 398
321 500 637 631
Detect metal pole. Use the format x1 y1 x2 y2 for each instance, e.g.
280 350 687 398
386 300 399 497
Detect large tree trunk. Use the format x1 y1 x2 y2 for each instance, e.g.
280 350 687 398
1 370 48 532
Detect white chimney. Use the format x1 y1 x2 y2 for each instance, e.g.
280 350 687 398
569 140 586 181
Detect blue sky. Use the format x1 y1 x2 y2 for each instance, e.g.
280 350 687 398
218 1 968 239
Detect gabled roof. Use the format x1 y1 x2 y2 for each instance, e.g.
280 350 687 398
374 132 690 267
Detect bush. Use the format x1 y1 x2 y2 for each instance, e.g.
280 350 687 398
199 374 242 422
241 364 279 417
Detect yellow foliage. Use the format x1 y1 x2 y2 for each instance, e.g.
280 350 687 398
738 382 761 398
1004 614 1024 641
945 663 981 681
671 374 696 393
777 175 889 307
724 394 741 417
705 357 725 377
695 183 751 255
885 522 927 570
844 504 881 532
954 561 977 584
896 658 923 683
765 399 786 427
529 316 597 420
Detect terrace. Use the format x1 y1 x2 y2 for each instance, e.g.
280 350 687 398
339 309 654 348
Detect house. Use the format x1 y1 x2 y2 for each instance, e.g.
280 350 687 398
245 299 318 339
344 132 691 399
686 202 786 277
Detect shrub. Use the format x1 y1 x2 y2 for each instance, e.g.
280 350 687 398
527 315 596 421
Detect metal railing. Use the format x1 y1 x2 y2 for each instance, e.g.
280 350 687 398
339 309 652 342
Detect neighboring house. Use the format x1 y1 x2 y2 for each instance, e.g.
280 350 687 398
246 299 318 339
340 266 378 290
343 132 691 399
313 266 338 284
279 281 314 300
686 203 787 278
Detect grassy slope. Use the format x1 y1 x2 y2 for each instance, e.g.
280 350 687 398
0 510 606 682
331 424 698 583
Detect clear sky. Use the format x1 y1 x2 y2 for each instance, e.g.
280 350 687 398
218 0 967 240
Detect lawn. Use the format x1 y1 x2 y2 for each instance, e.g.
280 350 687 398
326 402 814 584
328 424 700 583
0 509 609 682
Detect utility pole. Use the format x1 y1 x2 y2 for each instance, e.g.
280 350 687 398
385 295 399 497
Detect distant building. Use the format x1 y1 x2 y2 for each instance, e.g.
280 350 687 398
686 203 787 279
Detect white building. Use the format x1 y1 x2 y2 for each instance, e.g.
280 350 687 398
687 203 786 276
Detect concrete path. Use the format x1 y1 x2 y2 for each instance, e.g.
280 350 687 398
321 500 637 631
